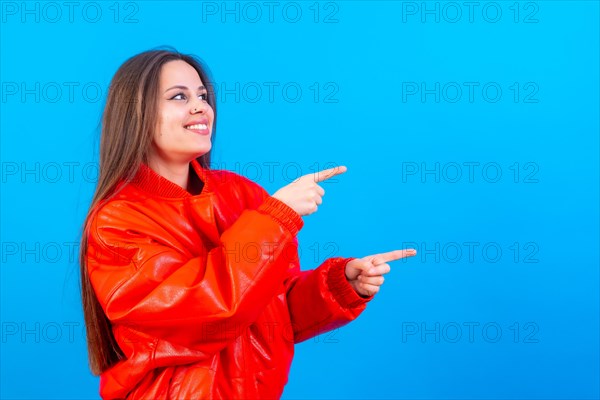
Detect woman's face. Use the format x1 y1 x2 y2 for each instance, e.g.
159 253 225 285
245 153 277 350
149 60 215 166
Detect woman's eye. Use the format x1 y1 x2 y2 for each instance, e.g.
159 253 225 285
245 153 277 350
170 92 207 101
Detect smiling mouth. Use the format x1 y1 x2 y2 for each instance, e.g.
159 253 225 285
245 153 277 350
185 123 208 130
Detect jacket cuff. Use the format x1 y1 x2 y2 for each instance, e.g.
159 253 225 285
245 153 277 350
257 196 304 237
327 257 374 309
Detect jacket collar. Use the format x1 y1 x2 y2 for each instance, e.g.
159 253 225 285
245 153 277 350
130 158 212 198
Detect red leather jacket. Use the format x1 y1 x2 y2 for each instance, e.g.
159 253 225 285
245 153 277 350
86 158 372 399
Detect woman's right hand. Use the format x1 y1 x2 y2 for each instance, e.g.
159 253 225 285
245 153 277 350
271 166 347 216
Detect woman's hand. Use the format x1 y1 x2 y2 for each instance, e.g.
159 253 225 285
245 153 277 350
345 249 417 297
272 166 347 216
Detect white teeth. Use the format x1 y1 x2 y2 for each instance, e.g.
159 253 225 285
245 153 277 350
186 124 207 130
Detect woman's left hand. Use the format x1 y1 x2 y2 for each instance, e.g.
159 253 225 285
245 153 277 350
345 249 417 297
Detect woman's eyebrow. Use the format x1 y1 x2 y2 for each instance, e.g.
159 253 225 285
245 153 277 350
164 85 206 93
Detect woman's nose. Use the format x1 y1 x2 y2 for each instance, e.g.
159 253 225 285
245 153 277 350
191 104 204 114
191 99 207 114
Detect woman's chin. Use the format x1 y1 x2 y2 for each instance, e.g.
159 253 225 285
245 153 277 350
190 145 212 159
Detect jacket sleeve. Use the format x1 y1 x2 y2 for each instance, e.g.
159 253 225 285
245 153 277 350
283 239 374 343
237 178 374 343
86 194 303 357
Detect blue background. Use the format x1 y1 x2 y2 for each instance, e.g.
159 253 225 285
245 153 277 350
1 1 598 399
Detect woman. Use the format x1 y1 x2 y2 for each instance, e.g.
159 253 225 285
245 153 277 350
80 48 416 399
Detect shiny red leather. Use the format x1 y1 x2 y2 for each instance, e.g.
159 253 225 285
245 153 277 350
86 159 372 399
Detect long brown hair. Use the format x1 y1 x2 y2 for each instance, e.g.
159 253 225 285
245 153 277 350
79 48 218 375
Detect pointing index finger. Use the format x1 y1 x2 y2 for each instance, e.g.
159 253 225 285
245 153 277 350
313 166 347 183
371 249 417 265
